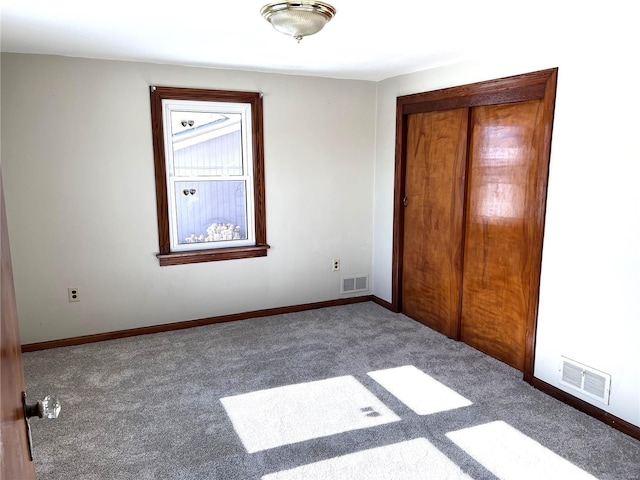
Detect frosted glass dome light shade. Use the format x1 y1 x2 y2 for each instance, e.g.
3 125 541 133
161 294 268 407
261 2 337 42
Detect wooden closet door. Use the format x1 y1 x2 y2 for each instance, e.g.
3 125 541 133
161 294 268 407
402 108 468 338
460 99 545 370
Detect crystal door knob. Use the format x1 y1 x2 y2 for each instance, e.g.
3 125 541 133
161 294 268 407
25 395 61 419
22 392 61 461
41 395 61 419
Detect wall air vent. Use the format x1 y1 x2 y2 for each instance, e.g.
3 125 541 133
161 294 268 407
559 356 611 405
341 274 369 294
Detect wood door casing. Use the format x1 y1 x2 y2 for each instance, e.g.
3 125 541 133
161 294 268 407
460 100 545 371
1 170 36 479
393 69 558 378
402 109 468 338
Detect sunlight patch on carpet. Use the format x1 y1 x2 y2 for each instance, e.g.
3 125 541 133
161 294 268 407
220 375 400 453
368 365 472 415
446 421 598 480
262 437 473 480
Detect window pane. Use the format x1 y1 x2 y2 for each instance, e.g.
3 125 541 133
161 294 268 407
171 111 243 177
174 180 247 246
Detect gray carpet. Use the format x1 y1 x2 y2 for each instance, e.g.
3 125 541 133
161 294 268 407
23 302 640 479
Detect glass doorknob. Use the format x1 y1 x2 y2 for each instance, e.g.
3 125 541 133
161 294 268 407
22 392 61 461
25 394 61 419
41 395 61 419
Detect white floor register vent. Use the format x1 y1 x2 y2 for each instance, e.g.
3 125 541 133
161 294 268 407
341 275 369 294
559 356 611 405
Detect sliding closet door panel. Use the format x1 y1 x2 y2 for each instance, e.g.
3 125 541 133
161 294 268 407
402 109 468 338
460 100 544 370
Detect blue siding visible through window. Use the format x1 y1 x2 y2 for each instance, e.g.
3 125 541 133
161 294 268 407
175 181 247 244
170 126 248 246
173 130 243 177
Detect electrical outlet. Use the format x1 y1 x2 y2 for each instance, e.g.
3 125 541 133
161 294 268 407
68 287 80 302
332 259 340 271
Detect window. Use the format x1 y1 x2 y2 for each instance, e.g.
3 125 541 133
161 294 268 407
150 87 268 266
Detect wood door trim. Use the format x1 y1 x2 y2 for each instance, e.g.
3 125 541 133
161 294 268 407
399 69 551 115
391 68 558 384
522 69 558 382
391 100 409 312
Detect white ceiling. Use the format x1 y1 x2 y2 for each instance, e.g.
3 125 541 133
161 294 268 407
1 0 559 81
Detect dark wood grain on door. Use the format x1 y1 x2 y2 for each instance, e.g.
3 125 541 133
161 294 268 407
1 170 36 479
402 109 468 338
460 100 544 370
393 68 558 380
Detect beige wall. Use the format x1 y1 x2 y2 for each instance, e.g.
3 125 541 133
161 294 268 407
1 54 376 344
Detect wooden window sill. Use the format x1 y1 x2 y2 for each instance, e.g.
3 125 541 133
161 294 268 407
157 244 270 266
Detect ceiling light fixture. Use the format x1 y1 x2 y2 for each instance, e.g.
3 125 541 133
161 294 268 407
260 2 337 43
